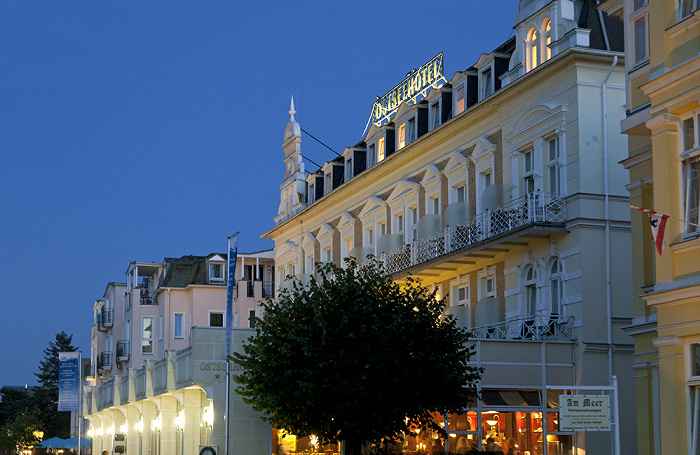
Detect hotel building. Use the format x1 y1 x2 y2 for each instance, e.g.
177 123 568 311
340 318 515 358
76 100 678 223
263 0 636 454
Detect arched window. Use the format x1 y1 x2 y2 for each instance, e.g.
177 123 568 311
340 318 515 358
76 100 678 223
528 28 539 71
525 266 537 316
550 258 563 316
544 19 552 62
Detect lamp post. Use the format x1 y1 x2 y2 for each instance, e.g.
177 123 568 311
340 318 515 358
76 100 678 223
175 411 185 455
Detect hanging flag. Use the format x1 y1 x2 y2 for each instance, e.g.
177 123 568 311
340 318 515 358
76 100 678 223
630 206 670 255
225 232 239 360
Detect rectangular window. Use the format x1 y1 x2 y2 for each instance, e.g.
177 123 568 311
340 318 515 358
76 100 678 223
482 69 493 98
407 118 416 143
396 213 404 233
366 227 374 246
684 117 696 151
430 196 439 215
680 0 693 19
548 138 561 193
379 222 386 236
484 172 492 188
158 314 163 341
323 247 332 263
524 149 534 195
368 144 377 167
209 312 224 327
631 0 649 66
248 309 257 329
527 285 537 316
455 86 465 115
142 317 153 355
209 263 224 282
410 207 418 241
308 183 315 203
325 173 332 194
346 158 353 181
174 313 184 339
431 102 440 130
456 184 466 203
551 279 561 316
457 285 469 305
682 114 700 235
398 123 406 149
378 137 385 162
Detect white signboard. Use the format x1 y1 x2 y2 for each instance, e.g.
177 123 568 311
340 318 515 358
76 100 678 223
560 395 610 431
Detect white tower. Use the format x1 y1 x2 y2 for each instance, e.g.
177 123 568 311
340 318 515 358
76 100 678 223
276 97 307 224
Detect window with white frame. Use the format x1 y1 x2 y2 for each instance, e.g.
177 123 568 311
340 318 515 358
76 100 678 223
544 19 552 61
631 0 649 65
325 172 332 194
430 101 441 130
209 312 224 327
524 266 537 316
523 149 535 194
368 143 377 167
344 237 353 259
322 246 332 263
527 28 540 71
397 123 406 149
547 137 562 194
158 314 163 341
453 182 467 204
305 253 314 275
346 158 353 181
378 221 386 237
688 343 700 453
550 258 563 316
142 316 154 354
682 110 700 235
455 85 465 115
209 262 224 283
378 137 386 162
480 272 495 300
481 68 493 99
365 226 374 247
394 212 404 234
452 277 470 307
407 117 417 144
429 195 440 215
679 0 696 21
174 313 184 339
308 182 315 203
409 207 419 241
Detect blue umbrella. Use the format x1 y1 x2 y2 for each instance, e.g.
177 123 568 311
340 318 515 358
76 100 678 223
38 437 67 448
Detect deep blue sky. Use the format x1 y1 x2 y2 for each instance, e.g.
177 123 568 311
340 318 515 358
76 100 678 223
0 1 517 387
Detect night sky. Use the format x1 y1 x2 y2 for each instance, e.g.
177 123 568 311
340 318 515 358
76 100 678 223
0 1 517 387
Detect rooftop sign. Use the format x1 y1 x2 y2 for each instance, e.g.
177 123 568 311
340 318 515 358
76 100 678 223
371 53 444 126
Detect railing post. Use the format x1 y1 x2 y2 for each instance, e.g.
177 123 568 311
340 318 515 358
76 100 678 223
445 226 451 253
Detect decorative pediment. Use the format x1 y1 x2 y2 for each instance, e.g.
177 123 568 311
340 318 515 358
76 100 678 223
337 211 355 229
365 123 386 143
300 232 317 249
316 222 335 239
393 101 416 124
443 151 470 175
385 179 421 203
357 197 387 219
505 104 566 144
208 254 226 263
276 239 299 258
420 164 443 185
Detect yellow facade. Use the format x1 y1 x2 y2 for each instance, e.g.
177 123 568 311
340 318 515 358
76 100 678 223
602 0 700 452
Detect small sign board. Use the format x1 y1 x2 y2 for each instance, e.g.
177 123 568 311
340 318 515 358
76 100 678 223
560 395 610 431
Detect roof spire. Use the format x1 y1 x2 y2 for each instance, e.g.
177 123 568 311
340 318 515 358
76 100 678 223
289 96 296 121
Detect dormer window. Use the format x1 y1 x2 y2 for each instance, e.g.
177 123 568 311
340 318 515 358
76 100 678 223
378 137 385 162
398 123 406 149
527 19 553 72
407 118 416 143
430 101 441 130
209 262 224 283
309 182 315 203
398 117 417 150
455 86 465 115
528 28 539 70
481 68 493 99
325 172 332 194
544 19 552 61
368 143 377 167
346 157 353 181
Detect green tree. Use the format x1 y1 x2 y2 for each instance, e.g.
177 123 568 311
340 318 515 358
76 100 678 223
0 411 44 454
233 259 482 455
0 387 36 429
34 331 77 439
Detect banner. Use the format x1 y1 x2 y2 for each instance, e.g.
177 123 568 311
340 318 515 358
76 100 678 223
225 232 239 359
58 352 80 412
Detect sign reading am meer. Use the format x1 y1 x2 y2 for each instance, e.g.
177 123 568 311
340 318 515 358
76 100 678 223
371 53 444 126
560 395 610 431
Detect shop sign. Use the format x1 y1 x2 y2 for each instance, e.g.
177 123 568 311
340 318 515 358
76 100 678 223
371 53 444 126
559 395 610 431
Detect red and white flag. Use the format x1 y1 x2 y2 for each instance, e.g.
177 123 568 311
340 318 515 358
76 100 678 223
631 206 669 254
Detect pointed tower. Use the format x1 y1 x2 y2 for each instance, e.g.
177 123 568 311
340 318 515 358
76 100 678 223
276 97 307 224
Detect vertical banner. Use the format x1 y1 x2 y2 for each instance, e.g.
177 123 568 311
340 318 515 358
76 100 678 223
225 232 239 359
58 351 80 412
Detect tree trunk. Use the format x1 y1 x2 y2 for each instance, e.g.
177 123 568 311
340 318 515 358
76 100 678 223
343 439 363 455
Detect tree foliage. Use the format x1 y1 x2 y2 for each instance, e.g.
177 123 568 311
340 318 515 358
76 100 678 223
0 411 43 453
0 387 35 429
33 331 77 439
233 259 481 453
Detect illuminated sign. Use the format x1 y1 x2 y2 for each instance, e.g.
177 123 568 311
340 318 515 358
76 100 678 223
560 395 610 431
371 53 444 126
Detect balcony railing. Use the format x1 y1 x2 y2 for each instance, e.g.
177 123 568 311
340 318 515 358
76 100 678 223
97 309 114 331
116 340 130 361
469 315 575 341
247 280 255 298
262 280 275 299
383 193 565 275
140 288 157 305
97 352 112 372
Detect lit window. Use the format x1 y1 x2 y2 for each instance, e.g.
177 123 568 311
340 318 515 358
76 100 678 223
398 123 406 149
431 102 441 130
378 137 385 162
544 19 552 61
455 86 465 115
142 317 153 354
174 313 184 339
209 312 224 327
528 28 539 71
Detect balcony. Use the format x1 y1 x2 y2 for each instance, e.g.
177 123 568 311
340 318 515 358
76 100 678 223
383 192 566 277
97 308 114 331
262 280 275 299
116 340 130 362
247 280 255 298
139 287 158 305
97 352 112 372
469 315 575 341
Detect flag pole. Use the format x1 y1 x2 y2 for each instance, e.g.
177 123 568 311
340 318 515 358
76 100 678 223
78 351 82 455
225 232 239 455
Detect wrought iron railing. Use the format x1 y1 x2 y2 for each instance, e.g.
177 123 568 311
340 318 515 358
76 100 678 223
140 287 157 305
247 280 255 298
116 340 130 360
383 193 565 274
97 309 114 331
262 281 275 299
97 352 112 371
469 315 574 341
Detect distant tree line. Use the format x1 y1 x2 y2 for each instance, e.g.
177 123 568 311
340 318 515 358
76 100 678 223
0 332 76 454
